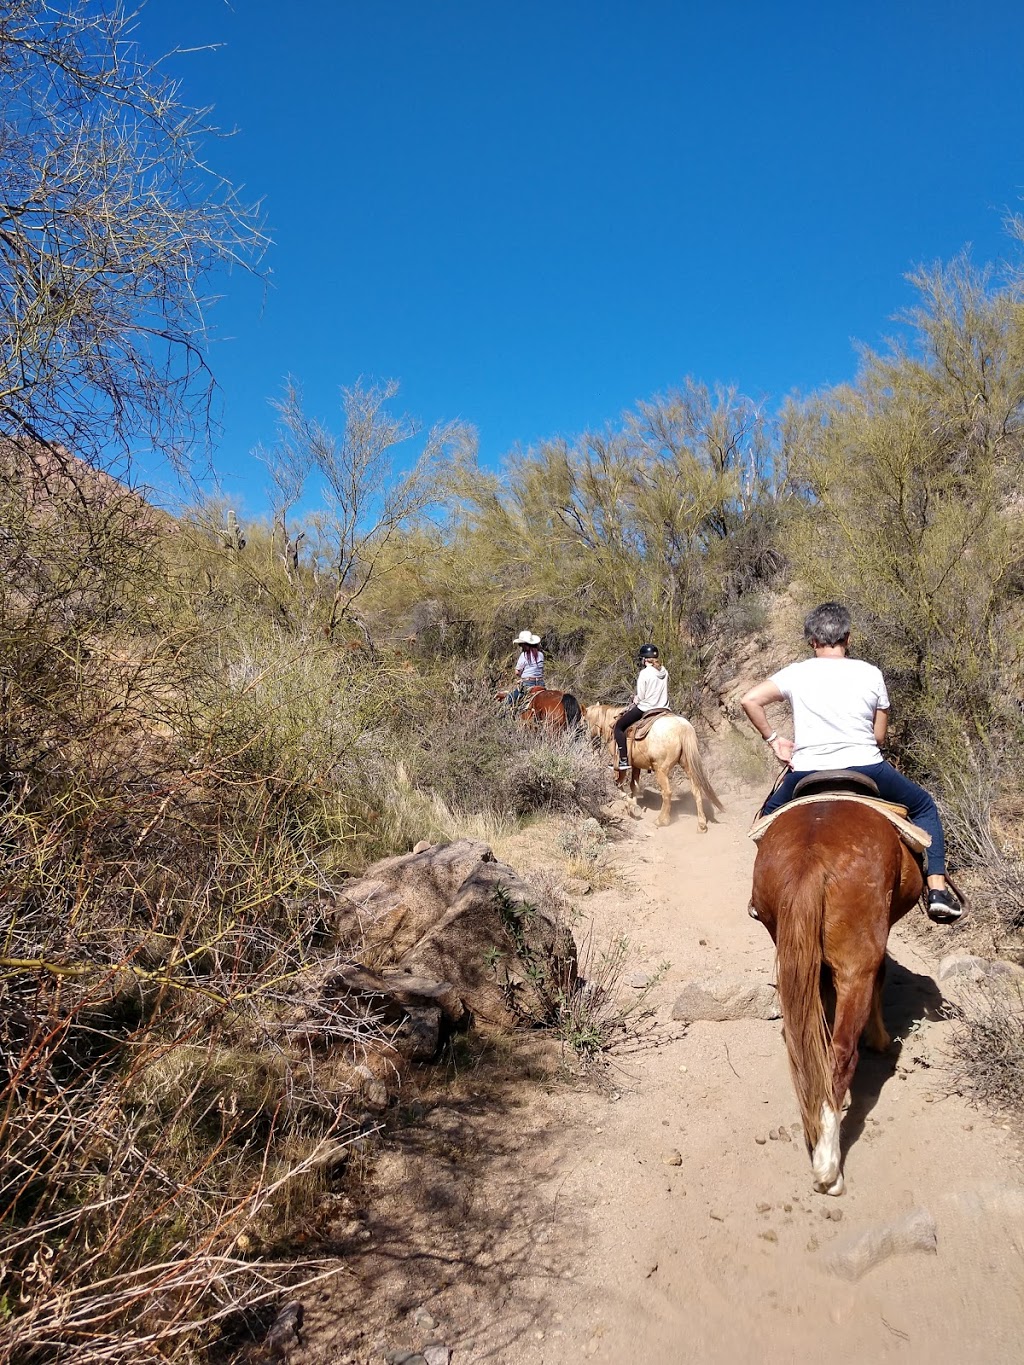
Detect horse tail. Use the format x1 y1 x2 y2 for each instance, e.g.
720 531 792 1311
562 693 583 730
775 861 834 1153
678 724 724 811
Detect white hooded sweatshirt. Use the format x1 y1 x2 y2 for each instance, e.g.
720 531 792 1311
635 664 669 712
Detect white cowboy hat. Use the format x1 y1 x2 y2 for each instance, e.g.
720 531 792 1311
512 630 541 646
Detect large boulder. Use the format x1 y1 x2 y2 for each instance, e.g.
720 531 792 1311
334 840 578 1029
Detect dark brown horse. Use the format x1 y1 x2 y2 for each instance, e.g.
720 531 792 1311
496 686 583 730
750 801 924 1195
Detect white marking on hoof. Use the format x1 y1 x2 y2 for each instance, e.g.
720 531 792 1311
811 1102 841 1192
748 903 760 921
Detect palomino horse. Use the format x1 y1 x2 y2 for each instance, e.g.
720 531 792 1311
497 686 583 730
584 703 722 830
750 801 924 1195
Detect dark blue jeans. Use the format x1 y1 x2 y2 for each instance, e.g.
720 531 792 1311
761 761 945 876
614 705 644 760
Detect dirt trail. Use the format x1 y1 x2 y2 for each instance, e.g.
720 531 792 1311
492 774 1024 1365
298 770 1024 1365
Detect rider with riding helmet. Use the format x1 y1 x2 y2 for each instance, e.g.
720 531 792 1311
614 644 669 771
740 601 961 923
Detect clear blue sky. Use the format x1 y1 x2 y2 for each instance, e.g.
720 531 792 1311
135 0 1024 514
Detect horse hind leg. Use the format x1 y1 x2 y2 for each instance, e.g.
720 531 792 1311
811 1102 843 1197
813 964 877 1195
654 765 673 826
863 960 891 1052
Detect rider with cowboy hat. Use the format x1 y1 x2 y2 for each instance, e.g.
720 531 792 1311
512 630 544 691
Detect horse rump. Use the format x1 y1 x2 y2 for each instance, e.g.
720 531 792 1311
562 692 583 730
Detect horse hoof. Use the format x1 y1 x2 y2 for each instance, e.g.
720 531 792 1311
814 1173 845 1197
698 821 708 833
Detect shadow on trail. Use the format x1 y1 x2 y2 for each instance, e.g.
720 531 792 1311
296 1036 577 1364
841 952 946 1157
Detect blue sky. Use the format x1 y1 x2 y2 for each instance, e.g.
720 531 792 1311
135 0 1024 514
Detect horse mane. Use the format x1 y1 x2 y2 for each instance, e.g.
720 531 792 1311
584 702 625 741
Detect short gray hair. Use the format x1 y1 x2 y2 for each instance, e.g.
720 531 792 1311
803 601 851 646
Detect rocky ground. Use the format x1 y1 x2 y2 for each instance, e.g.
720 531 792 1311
287 755 1024 1365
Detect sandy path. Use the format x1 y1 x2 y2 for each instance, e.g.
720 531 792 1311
295 771 1024 1365
495 776 1024 1365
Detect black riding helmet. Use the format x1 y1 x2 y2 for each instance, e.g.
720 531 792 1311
638 644 660 660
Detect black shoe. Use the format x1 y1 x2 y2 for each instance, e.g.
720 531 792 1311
927 888 963 924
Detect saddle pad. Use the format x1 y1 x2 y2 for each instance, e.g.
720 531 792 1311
748 792 931 854
628 708 675 743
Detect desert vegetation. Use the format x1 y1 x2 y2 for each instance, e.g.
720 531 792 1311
3 1 1024 1358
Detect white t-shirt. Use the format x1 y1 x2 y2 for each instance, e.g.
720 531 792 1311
515 648 544 682
770 657 889 772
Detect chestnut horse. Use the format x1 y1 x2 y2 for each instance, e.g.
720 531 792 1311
750 801 924 1195
523 687 583 729
584 703 722 830
496 686 583 730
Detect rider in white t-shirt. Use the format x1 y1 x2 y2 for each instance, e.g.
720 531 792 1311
770 655 889 771
740 602 961 924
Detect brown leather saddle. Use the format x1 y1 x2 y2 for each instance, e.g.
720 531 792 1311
627 707 675 743
749 768 930 854
791 768 880 799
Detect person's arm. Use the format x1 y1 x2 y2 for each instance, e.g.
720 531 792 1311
740 679 794 764
873 707 888 747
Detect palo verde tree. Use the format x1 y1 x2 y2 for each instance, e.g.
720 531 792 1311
258 378 471 641
0 0 265 471
786 252 1024 852
435 381 788 699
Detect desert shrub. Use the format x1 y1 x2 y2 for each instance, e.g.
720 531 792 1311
0 874 380 1361
380 380 790 701
502 731 609 818
950 984 1024 1118
714 594 769 639
392 681 609 822
0 455 406 1358
557 816 607 864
